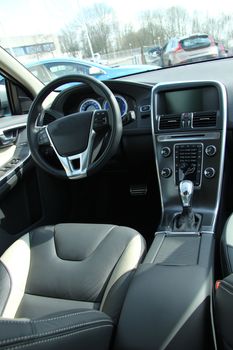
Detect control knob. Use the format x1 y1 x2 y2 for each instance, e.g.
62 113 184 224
161 147 171 158
204 167 215 179
205 145 216 157
161 168 172 178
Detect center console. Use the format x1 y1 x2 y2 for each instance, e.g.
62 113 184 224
114 81 227 350
152 81 226 232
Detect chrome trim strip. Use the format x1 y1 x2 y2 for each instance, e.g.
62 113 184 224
157 132 220 142
213 81 227 230
0 123 27 134
151 80 227 233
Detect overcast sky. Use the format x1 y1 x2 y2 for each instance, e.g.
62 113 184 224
1 0 233 37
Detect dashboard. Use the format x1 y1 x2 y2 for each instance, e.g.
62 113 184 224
51 81 153 136
48 75 227 235
1 57 233 212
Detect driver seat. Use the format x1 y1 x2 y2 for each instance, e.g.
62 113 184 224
0 223 146 349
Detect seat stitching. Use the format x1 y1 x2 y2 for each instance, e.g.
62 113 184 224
3 324 113 350
219 284 233 296
0 310 101 324
0 319 113 345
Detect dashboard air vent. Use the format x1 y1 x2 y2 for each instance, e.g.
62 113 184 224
159 114 181 130
192 111 217 128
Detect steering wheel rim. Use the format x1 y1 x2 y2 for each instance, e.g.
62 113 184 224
27 74 122 179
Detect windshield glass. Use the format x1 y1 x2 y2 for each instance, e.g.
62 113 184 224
1 0 232 83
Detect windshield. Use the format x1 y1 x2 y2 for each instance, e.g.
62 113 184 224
0 0 232 83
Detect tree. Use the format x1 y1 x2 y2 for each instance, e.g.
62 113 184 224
76 3 117 55
59 26 80 57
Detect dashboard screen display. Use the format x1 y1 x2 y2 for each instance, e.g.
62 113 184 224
160 87 219 114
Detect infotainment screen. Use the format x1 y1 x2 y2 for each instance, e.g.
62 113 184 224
160 86 219 114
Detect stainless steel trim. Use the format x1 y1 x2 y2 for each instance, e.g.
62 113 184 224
0 123 27 134
151 80 227 232
151 87 165 217
46 112 96 180
157 132 220 142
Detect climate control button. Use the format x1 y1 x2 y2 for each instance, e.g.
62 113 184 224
161 147 171 158
205 145 217 157
161 168 172 178
204 167 216 179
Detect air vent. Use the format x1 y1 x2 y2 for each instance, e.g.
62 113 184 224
159 114 181 130
192 111 217 128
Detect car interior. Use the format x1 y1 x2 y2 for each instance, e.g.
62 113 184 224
1 46 233 350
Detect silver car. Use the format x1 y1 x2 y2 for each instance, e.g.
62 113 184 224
162 34 219 66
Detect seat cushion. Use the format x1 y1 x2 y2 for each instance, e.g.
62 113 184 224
0 309 113 350
0 223 146 321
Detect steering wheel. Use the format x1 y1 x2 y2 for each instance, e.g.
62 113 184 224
27 75 122 179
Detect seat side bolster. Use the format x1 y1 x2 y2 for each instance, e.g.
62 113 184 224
221 214 233 276
100 233 146 321
0 233 30 318
216 274 233 350
0 309 113 350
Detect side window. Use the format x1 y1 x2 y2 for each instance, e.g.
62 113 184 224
0 75 11 117
0 73 33 117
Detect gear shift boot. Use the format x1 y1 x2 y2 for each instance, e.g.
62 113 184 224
173 208 202 232
173 180 202 232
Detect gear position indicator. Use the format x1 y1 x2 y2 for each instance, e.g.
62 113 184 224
175 144 202 186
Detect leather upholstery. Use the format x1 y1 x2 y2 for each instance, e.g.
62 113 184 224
215 274 233 350
221 214 233 276
0 223 146 350
0 309 113 350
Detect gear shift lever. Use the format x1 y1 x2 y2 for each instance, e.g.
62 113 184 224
179 180 194 208
173 180 201 232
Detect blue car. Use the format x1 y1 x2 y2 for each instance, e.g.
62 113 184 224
26 57 160 84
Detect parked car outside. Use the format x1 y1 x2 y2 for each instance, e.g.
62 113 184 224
162 34 219 67
26 58 160 84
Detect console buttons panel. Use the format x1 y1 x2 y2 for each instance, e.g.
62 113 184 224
161 168 172 178
205 145 217 157
204 167 215 179
175 144 202 186
161 147 171 158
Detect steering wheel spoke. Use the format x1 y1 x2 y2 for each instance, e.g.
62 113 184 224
47 126 96 179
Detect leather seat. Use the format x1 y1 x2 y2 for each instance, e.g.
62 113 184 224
0 223 146 349
221 213 233 276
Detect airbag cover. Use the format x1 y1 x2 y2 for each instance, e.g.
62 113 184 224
47 111 93 157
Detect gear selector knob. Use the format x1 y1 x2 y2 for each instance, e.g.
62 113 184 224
179 180 194 208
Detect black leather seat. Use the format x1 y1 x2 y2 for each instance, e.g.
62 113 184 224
221 213 233 276
0 223 146 349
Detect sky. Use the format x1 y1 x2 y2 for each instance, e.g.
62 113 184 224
1 0 233 37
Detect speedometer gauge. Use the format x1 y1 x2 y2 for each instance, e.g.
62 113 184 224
79 99 101 112
103 95 128 117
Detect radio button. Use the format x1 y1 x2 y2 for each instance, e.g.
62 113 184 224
205 145 217 157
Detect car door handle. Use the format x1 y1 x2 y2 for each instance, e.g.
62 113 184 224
0 133 16 148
